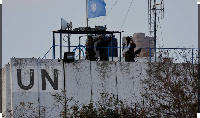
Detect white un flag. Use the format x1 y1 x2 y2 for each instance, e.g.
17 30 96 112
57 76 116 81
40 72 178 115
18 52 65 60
88 0 106 18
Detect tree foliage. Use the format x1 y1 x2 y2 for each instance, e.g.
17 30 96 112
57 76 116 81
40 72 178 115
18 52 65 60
142 57 198 117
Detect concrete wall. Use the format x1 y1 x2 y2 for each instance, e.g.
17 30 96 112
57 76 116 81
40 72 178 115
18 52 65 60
38 59 64 117
2 64 11 117
11 59 39 117
2 58 148 117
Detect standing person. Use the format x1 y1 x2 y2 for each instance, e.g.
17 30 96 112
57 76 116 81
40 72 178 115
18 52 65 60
125 37 136 62
86 36 96 61
97 36 112 61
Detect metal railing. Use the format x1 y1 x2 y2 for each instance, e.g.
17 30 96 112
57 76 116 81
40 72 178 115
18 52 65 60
42 45 198 64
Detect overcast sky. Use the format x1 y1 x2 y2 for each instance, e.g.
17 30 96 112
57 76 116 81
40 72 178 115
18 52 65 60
2 0 198 66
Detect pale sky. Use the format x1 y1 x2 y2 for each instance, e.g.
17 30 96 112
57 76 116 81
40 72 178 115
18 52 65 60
2 0 198 66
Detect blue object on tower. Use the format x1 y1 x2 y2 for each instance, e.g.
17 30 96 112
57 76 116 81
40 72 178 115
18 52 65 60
88 0 106 18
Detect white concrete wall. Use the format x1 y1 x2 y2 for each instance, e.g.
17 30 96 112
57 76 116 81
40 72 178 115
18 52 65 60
2 64 11 117
65 60 92 113
91 61 118 107
38 59 64 117
2 58 148 117
117 62 144 104
10 58 39 117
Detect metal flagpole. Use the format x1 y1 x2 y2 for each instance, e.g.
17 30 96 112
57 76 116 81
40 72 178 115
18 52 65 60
86 0 89 61
86 0 88 27
198 3 200 113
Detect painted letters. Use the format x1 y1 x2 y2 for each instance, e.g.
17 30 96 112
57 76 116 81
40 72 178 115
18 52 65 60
17 69 34 90
41 69 58 90
17 69 59 90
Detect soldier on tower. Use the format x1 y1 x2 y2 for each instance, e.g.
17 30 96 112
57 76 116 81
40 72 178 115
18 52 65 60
97 36 112 61
86 36 96 61
125 36 136 62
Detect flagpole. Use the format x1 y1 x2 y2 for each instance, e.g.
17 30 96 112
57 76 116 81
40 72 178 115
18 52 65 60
86 0 88 27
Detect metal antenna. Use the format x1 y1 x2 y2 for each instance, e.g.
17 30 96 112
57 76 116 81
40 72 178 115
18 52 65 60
148 0 164 62
161 0 164 19
148 0 153 36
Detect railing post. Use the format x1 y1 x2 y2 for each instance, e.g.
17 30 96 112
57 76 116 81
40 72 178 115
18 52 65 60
53 32 55 59
192 48 194 64
108 47 109 61
112 34 113 61
155 47 156 62
85 46 87 60
120 32 122 62
60 31 62 59
150 48 151 63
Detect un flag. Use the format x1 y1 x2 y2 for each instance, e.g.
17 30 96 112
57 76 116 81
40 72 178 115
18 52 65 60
88 0 106 18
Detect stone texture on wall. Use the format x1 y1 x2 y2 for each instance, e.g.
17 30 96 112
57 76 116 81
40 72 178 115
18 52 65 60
10 58 39 117
65 60 92 111
2 64 11 117
2 58 148 117
38 59 64 117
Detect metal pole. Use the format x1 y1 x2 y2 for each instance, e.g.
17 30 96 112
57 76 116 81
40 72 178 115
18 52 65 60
67 27 70 52
120 32 122 62
198 4 200 113
112 33 113 61
154 0 156 62
150 48 151 63
86 0 89 45
108 47 109 61
192 48 193 65
60 31 62 59
148 0 149 27
86 0 88 27
0 4 1 69
150 0 152 35
79 36 82 60
53 32 55 59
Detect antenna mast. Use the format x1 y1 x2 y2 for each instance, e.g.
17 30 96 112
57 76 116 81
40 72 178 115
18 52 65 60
148 0 164 62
